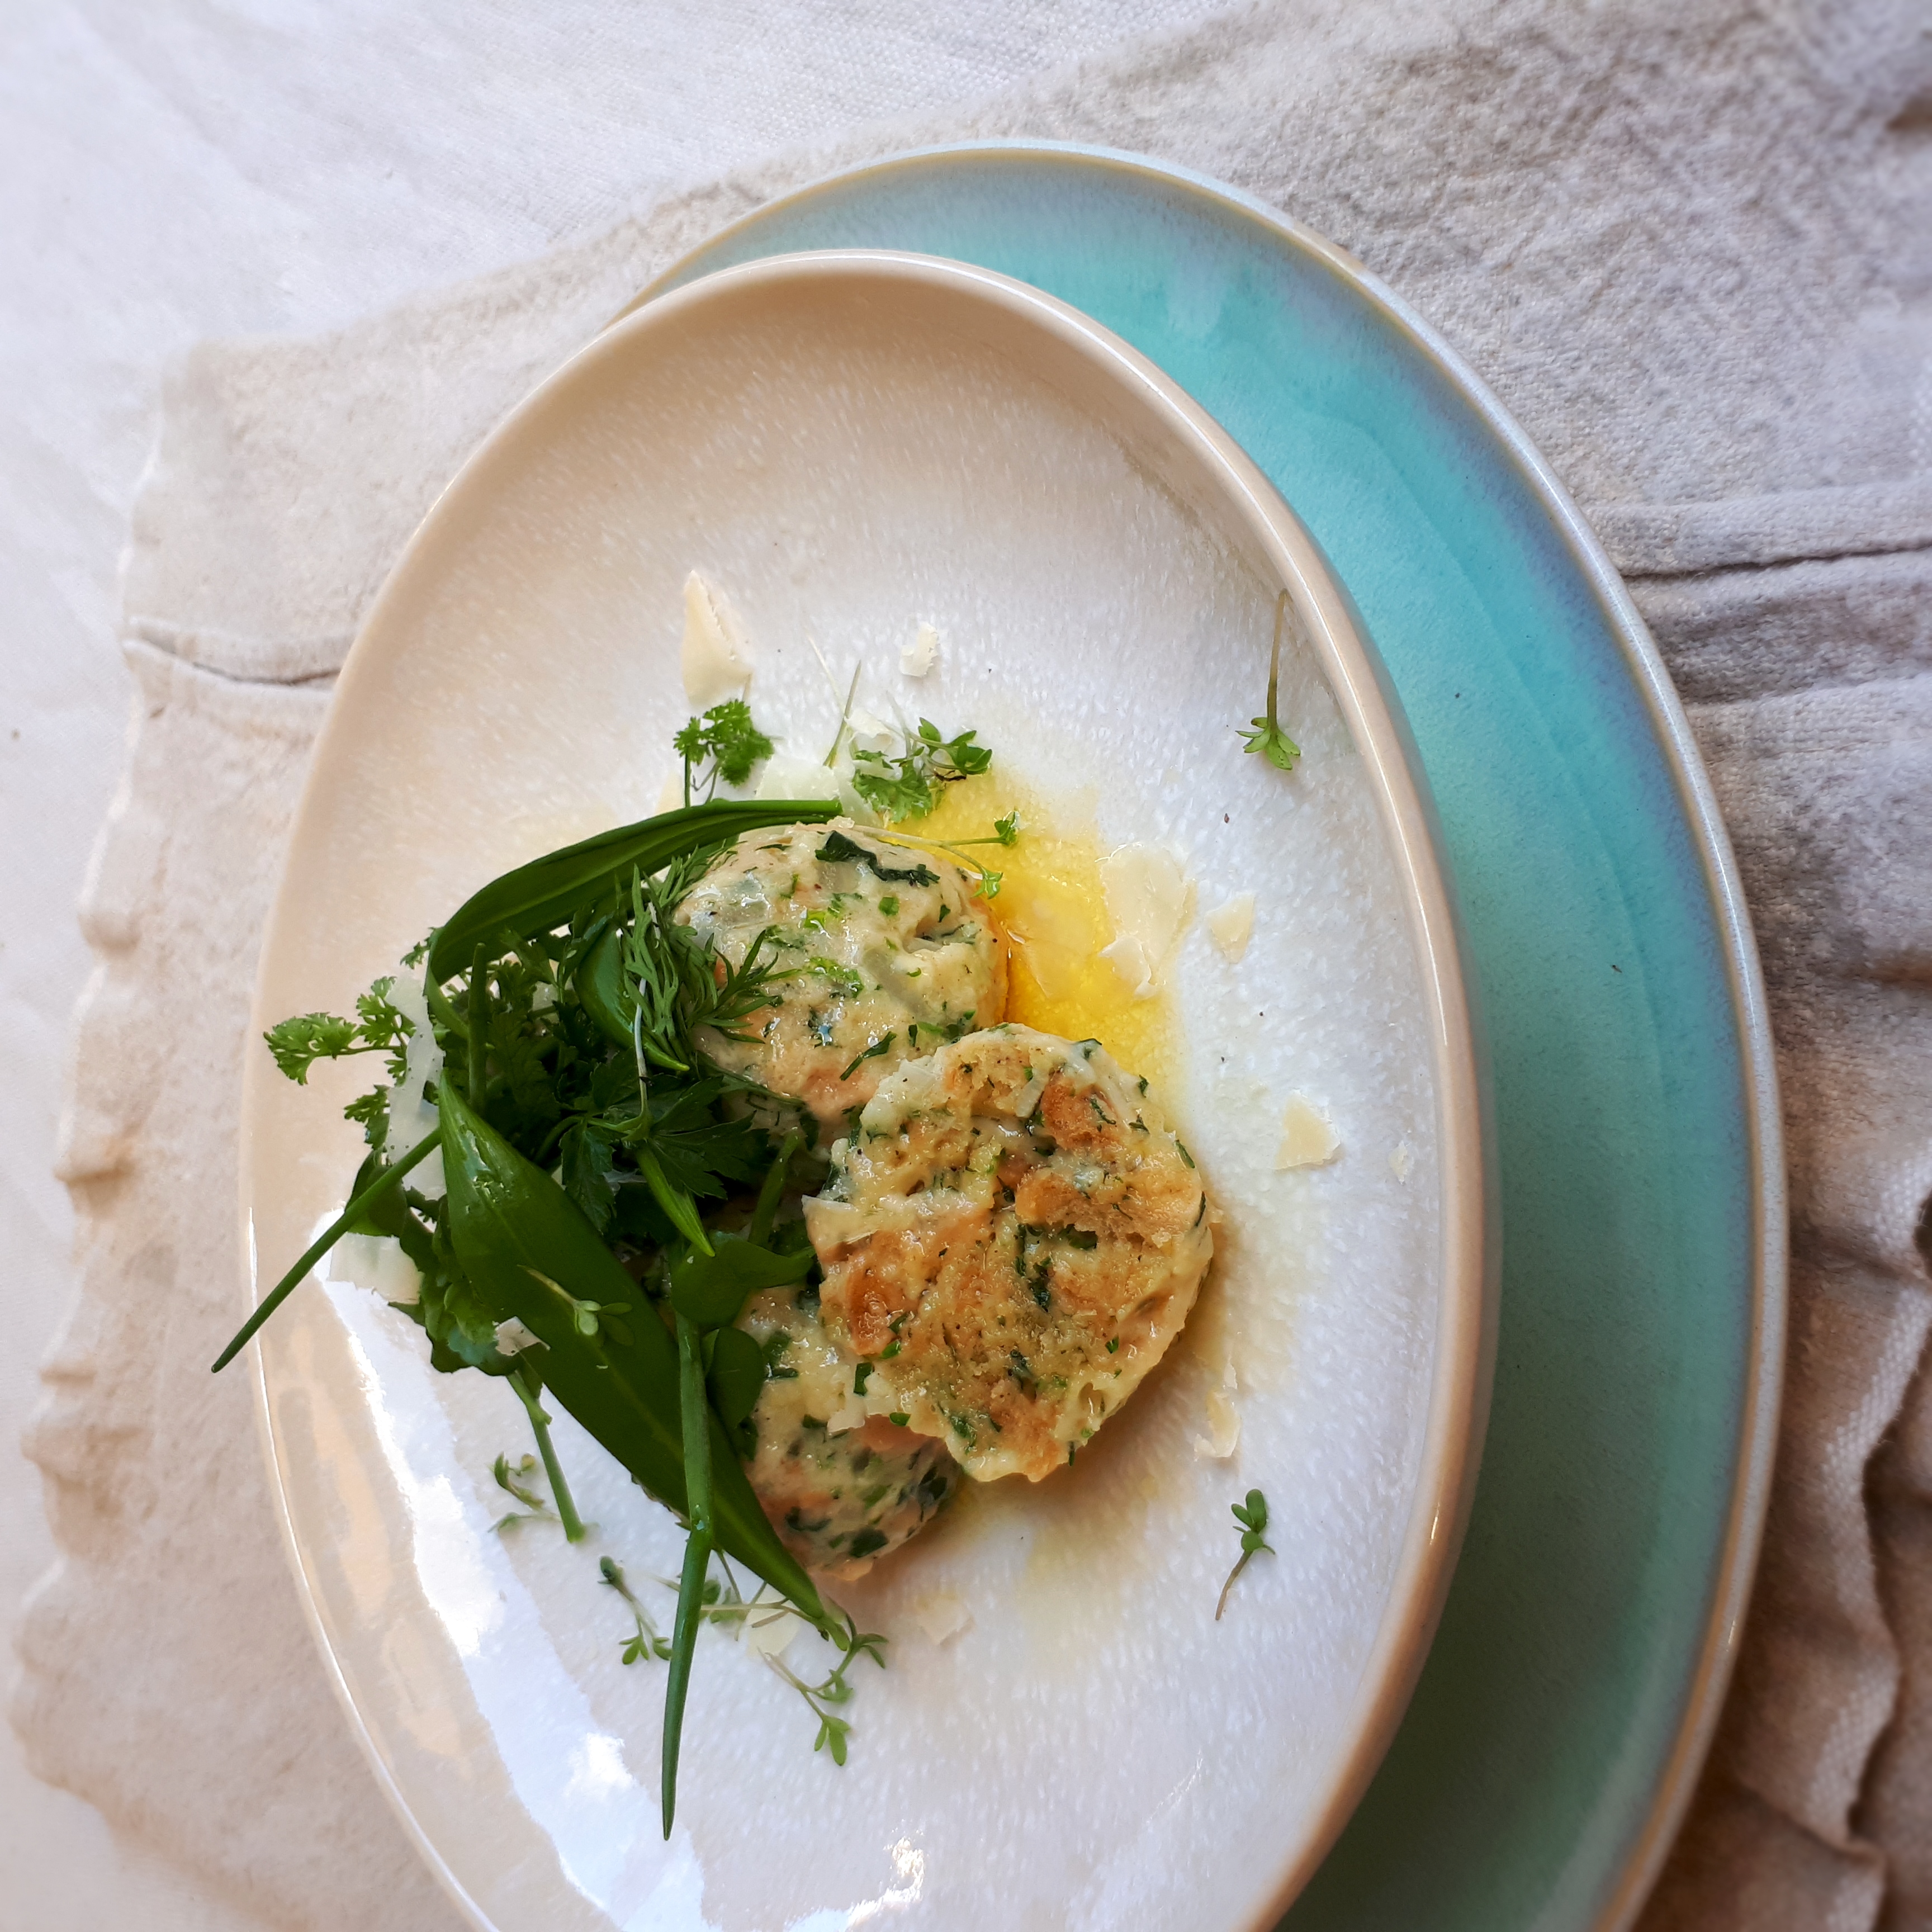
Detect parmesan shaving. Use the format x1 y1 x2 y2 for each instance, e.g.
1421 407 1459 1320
901 622 940 677
1390 1141 1414 1181
679 570 751 707
910 1589 973 1645
493 1317 541 1355
740 1590 800 1660
385 975 447 1199
329 1233 423 1306
1192 1386 1242 1459
1206 892 1256 962
754 751 842 802
845 704 898 755
1098 842 1192 997
1277 1093 1341 1169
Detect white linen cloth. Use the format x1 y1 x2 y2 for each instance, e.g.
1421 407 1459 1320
12 1 1932 1928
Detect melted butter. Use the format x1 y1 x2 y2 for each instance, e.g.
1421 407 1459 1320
905 775 1206 1642
921 773 1182 1098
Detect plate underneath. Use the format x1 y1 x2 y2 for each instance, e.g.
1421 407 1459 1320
637 144 1782 1932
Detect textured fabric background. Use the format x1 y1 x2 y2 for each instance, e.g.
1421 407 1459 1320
11 1 1931 1927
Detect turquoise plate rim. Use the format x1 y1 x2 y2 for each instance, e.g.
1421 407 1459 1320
626 143 1786 1932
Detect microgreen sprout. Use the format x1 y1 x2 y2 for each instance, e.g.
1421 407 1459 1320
1238 592 1301 773
759 1611 887 1766
1217 1488 1275 1620
600 1556 674 1664
489 1452 556 1533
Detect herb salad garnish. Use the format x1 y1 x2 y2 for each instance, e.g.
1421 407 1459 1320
221 690 1019 1835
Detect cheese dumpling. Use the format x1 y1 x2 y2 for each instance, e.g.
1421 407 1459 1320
737 1280 958 1577
803 1026 1211 1482
674 822 1006 1131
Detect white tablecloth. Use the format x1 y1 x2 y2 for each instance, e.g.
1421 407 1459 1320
0 6 1229 1924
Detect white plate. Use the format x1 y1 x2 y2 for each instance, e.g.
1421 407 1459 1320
241 250 1489 1932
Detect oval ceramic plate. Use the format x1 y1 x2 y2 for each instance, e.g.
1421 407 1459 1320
244 252 1489 1931
631 146 1784 1932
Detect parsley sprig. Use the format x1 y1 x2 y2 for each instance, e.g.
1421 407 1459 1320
1217 1488 1275 1620
675 699 774 804
1238 591 1301 773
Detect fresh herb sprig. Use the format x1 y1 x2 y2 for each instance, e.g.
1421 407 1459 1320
675 699 774 804
864 815 1019 899
490 1452 558 1533
1217 1488 1275 1620
600 1556 674 1664
1238 592 1301 773
850 718 992 822
762 1614 888 1765
231 788 917 1824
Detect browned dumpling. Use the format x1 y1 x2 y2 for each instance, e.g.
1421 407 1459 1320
803 1026 1212 1482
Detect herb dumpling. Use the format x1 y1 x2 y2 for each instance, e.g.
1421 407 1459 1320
803 1025 1213 1483
736 1281 958 1577
673 821 1006 1130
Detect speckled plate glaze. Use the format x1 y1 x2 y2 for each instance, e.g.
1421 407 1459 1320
243 253 1488 1931
627 146 1784 1932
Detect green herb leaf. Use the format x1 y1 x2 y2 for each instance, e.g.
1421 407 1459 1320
263 1011 359 1082
815 830 938 886
1217 1486 1276 1620
667 1233 814 1330
1238 591 1301 774
435 1080 825 1622
838 1031 896 1081
678 699 775 802
846 721 992 824
704 1324 768 1430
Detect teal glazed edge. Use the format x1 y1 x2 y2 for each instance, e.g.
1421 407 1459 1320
639 144 1784 1932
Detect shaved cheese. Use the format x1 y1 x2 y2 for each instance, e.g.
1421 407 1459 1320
493 1317 541 1355
1098 842 1192 996
902 622 940 677
1098 931 1155 1000
1390 1141 1414 1181
740 1590 800 1660
845 704 898 755
679 570 751 707
1277 1093 1341 1169
329 1233 423 1306
754 751 842 802
385 975 447 1199
1206 892 1256 962
1192 1387 1241 1459
910 1589 973 1645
